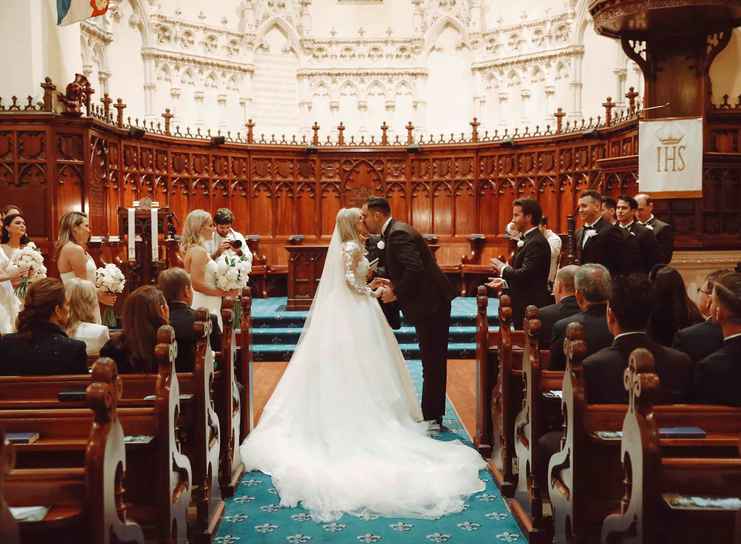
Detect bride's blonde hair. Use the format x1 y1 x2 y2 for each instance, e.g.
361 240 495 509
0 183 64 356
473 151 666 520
336 208 363 244
180 209 212 253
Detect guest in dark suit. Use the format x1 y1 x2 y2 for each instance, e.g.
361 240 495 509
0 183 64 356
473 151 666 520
487 198 552 329
647 266 703 347
672 269 730 362
693 272 741 406
0 278 87 375
549 263 614 371
158 267 221 372
616 195 661 275
635 192 674 264
365 234 401 329
363 197 456 429
575 190 630 277
100 285 169 373
583 274 692 404
537 264 580 346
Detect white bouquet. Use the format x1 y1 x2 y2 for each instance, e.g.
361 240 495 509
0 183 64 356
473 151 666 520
10 242 47 299
215 253 251 291
95 263 126 294
95 264 126 327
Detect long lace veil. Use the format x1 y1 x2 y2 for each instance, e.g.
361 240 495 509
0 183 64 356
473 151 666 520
293 225 344 350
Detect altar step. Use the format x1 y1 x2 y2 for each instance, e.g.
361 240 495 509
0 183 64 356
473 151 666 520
249 296 499 362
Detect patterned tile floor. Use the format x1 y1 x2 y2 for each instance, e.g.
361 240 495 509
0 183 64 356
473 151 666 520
216 360 524 544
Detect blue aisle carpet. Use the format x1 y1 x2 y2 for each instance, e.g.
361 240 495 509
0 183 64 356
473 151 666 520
215 361 524 544
250 296 500 361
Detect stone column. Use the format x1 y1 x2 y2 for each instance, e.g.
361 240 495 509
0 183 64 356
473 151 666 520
614 68 627 107
498 91 509 129
414 99 426 135
520 88 531 125
357 98 369 136
569 53 584 119
217 93 228 131
194 90 205 129
544 85 556 125
170 87 182 128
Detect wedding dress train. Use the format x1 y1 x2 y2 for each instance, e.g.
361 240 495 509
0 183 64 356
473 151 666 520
239 227 485 522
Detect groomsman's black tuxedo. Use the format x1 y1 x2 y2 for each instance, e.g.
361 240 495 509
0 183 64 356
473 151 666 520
538 295 580 346
583 332 692 404
500 227 552 329
169 302 222 372
382 219 456 422
672 319 724 364
549 303 613 371
576 217 628 277
365 235 401 329
642 215 674 265
619 221 661 275
692 335 741 406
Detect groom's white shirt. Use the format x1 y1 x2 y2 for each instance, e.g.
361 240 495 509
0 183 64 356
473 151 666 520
381 216 392 237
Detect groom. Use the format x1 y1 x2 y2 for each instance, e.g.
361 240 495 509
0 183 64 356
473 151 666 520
362 196 456 431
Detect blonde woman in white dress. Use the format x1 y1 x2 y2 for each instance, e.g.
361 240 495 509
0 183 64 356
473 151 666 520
181 210 239 331
56 212 115 310
240 208 486 523
65 278 110 357
0 213 30 333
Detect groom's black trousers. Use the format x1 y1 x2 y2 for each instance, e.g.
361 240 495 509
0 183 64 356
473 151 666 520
414 301 451 421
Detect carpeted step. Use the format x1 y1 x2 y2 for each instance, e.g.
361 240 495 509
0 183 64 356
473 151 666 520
250 325 479 346
252 341 479 362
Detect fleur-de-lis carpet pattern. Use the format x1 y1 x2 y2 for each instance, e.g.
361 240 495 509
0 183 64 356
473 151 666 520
216 360 524 544
249 297 500 361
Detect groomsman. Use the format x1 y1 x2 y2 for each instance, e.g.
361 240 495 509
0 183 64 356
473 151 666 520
635 192 674 264
601 196 617 225
615 195 661 275
575 190 629 277
487 198 552 328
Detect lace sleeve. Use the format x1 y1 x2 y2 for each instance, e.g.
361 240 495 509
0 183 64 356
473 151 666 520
342 242 372 296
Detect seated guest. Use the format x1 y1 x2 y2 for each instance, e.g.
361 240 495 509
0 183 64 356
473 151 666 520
584 275 692 404
549 263 614 371
157 267 221 372
693 272 741 406
647 266 703 346
0 278 87 375
100 285 168 373
65 278 109 357
538 265 580 346
672 269 729 363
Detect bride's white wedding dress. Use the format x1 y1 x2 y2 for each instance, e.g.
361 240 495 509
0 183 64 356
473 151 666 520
239 227 486 522
0 247 21 334
191 256 222 331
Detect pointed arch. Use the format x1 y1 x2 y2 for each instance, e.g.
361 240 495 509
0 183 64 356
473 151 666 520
423 14 468 56
254 16 303 62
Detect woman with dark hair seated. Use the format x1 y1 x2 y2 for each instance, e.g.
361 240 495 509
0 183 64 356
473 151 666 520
648 266 704 346
0 277 88 375
100 285 169 373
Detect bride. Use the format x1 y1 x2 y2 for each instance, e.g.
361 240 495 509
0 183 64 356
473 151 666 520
240 207 485 522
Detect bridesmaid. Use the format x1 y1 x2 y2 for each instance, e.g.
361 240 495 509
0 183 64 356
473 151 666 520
0 213 30 333
56 211 116 307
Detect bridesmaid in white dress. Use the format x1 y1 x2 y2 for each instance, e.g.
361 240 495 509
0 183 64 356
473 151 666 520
181 210 239 331
56 212 116 308
0 213 30 333
65 278 110 357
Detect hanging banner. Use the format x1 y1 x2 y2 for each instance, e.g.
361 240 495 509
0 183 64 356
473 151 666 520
127 208 136 261
638 117 703 199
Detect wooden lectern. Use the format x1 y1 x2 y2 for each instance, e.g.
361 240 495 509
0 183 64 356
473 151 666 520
118 201 175 290
285 244 328 311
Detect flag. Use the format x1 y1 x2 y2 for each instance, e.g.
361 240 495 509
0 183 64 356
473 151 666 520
57 0 109 26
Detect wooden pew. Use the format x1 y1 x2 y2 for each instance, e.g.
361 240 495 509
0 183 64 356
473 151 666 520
3 359 146 544
1 329 192 544
237 287 252 441
0 430 20 544
601 349 741 544
547 323 741 544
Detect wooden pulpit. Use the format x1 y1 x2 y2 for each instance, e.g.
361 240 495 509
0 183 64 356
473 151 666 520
118 203 175 290
285 244 329 311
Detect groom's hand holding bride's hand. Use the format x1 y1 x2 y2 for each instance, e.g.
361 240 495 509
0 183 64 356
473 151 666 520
369 277 390 290
380 284 397 303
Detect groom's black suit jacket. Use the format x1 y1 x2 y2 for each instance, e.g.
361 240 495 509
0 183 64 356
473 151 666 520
383 219 456 324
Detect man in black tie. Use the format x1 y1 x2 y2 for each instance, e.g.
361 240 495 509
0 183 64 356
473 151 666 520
692 272 741 406
635 192 674 264
583 274 692 404
615 195 660 275
365 233 402 329
672 269 729 363
575 190 628 277
601 196 617 225
486 198 552 329
537 264 580 346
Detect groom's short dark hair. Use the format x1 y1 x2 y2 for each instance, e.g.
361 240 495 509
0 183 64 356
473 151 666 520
366 196 391 215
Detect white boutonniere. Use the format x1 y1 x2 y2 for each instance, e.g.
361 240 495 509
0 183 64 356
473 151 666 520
516 240 525 248
377 240 385 250
644 224 654 230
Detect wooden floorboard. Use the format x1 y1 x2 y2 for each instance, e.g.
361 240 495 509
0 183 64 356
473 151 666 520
251 359 476 439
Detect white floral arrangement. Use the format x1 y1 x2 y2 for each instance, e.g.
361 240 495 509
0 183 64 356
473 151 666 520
215 253 251 291
11 243 47 299
95 263 126 294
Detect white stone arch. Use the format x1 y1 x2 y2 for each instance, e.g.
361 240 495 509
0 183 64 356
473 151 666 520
423 14 468 56
254 16 303 62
